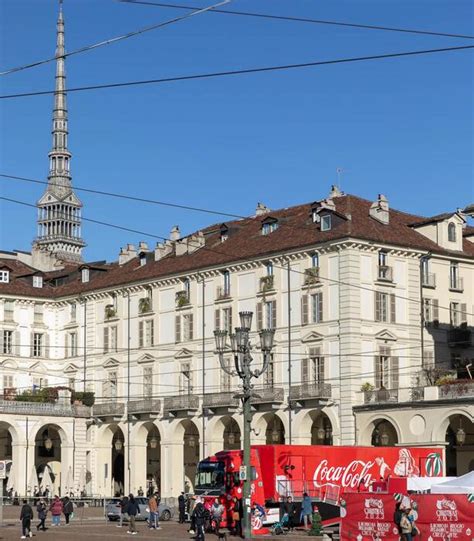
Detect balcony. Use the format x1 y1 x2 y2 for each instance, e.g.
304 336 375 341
439 381 474 400
163 394 199 417
128 399 161 418
421 273 436 288
303 267 320 286
176 291 190 308
93 401 124 419
363 387 398 404
0 399 89 418
377 265 393 282
449 277 464 292
289 383 332 406
216 286 231 301
203 391 239 413
448 326 471 348
250 386 284 410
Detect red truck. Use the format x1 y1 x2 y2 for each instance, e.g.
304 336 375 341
194 444 444 527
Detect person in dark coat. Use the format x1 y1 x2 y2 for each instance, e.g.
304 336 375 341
178 492 186 524
63 496 74 524
283 496 297 531
191 497 209 541
117 495 129 528
20 499 34 539
36 499 48 531
126 494 140 535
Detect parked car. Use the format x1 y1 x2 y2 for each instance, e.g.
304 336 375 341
105 497 173 522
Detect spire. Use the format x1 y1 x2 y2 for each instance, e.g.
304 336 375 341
34 1 86 263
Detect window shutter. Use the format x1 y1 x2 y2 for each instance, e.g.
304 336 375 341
461 303 467 325
271 300 277 329
318 292 323 322
390 294 396 323
432 299 439 326
375 292 381 322
215 309 221 331
301 295 309 325
103 327 109 353
256 302 263 331
14 331 20 355
228 307 233 334
0 332 3 354
44 334 50 358
320 356 325 383
301 357 309 383
65 333 69 358
374 356 381 387
30 332 34 357
139 321 144 348
390 356 399 389
189 313 194 340
175 315 181 343
150 319 154 346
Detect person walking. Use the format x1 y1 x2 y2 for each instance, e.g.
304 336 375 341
36 499 48 531
63 496 74 525
20 500 34 539
49 495 63 527
148 492 158 529
192 497 209 541
126 494 140 535
399 506 413 541
117 495 129 528
178 492 186 523
301 493 312 530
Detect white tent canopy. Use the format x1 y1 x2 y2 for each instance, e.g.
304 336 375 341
431 470 474 494
407 476 455 492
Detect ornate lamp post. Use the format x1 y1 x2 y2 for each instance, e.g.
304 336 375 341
214 311 275 539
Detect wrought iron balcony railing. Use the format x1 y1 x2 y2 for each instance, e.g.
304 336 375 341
289 383 332 402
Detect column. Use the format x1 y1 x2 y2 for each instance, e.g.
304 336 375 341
129 442 147 495
160 441 183 500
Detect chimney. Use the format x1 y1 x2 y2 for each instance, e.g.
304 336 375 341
255 202 271 216
154 240 173 261
170 226 181 241
187 231 205 254
138 241 149 253
369 194 389 225
328 185 343 199
119 244 137 265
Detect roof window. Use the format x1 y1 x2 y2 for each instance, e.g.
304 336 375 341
448 222 456 242
81 268 90 283
33 276 43 288
321 214 332 231
261 217 279 236
0 270 10 283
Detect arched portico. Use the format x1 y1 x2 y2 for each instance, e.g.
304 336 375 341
130 421 163 496
34 424 68 496
358 414 401 447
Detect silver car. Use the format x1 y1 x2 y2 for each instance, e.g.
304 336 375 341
105 497 173 522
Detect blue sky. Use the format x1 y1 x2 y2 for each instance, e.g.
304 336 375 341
1 0 473 262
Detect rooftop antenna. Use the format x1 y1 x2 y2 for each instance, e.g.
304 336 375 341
336 167 344 192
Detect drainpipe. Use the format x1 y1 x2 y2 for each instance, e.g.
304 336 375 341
127 291 131 494
287 259 292 445
82 298 87 393
202 276 206 459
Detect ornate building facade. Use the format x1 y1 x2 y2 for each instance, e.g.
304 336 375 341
0 4 473 500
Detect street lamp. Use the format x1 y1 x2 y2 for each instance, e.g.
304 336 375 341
214 310 275 539
148 436 159 449
380 431 390 446
114 437 123 452
44 435 53 451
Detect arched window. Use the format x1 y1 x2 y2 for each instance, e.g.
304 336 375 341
448 223 456 242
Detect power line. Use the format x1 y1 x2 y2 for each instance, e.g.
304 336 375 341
117 0 474 41
0 0 230 77
1 44 473 100
1 195 473 317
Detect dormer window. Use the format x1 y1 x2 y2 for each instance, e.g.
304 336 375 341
321 215 332 231
261 217 278 235
0 270 10 283
448 222 456 242
81 268 90 283
139 252 147 266
33 276 43 288
220 224 229 242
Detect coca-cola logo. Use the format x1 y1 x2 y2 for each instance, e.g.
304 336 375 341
436 499 458 521
313 459 375 490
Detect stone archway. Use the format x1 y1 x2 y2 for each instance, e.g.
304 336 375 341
310 412 333 445
181 420 200 493
445 413 474 476
223 417 241 450
34 424 64 496
265 414 285 445
0 421 17 496
145 424 161 496
111 427 125 496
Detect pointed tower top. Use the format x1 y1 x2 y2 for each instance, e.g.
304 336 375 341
33 2 85 263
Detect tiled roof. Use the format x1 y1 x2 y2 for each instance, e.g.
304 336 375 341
1 194 473 299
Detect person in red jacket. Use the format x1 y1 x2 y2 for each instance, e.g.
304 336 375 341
49 496 63 526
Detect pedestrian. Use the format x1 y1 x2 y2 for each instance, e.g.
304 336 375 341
231 497 242 537
211 498 224 531
137 486 144 497
49 495 63 526
191 497 209 541
36 499 48 531
20 499 34 539
284 496 297 531
126 493 140 535
399 506 413 541
154 491 161 529
63 495 74 524
117 494 129 528
178 492 186 523
148 492 158 529
301 493 312 529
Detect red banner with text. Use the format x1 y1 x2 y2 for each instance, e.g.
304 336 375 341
341 493 474 540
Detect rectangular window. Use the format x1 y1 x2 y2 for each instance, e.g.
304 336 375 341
266 262 273 276
70 303 77 322
423 298 439 325
321 215 331 231
81 268 90 283
139 320 154 348
265 300 277 329
263 355 274 387
108 371 118 400
307 347 325 383
223 271 231 296
33 276 43 288
103 326 118 353
33 333 43 357
375 292 396 323
374 346 399 389
179 363 192 394
175 315 181 343
449 263 459 289
143 366 153 398
220 357 231 391
222 308 232 334
34 304 44 324
421 257 430 284
310 292 323 323
311 253 319 268
2 330 13 354
422 350 434 369
378 251 388 266
68 377 75 391
450 302 460 327
3 375 13 389
68 332 77 357
4 300 14 321
183 314 194 341
0 271 10 283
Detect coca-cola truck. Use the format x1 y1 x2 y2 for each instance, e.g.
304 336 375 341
194 444 444 525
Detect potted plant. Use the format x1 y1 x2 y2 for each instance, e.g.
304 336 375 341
304 267 320 285
361 382 375 403
139 297 152 314
176 291 189 308
105 304 116 319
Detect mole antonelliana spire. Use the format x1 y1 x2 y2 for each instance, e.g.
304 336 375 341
34 0 85 263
